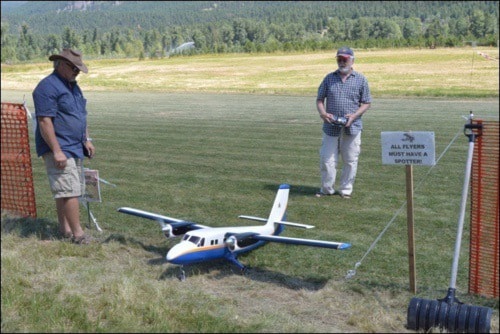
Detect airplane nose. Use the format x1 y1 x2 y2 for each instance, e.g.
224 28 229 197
166 244 184 263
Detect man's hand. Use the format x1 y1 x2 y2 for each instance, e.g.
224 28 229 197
84 141 95 159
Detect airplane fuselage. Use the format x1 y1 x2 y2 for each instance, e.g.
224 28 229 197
166 224 284 265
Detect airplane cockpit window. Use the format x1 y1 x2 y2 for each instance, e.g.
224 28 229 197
188 235 200 245
182 234 190 241
199 238 205 247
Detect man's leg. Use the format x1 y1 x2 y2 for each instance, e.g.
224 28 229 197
319 133 340 195
56 197 84 239
44 153 86 239
339 132 361 196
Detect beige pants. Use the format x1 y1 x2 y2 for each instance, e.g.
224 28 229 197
42 153 84 199
319 131 361 196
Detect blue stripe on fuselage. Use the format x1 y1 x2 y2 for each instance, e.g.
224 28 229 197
168 245 228 265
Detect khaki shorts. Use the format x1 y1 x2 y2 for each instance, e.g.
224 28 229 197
42 153 85 199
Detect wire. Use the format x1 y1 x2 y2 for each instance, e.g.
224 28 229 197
345 128 463 279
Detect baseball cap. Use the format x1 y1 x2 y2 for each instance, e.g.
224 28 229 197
336 47 354 59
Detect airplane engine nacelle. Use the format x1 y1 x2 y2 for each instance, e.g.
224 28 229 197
162 225 175 238
224 233 259 252
162 223 198 238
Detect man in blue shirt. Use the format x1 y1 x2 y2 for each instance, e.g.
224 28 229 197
33 48 95 244
315 47 372 199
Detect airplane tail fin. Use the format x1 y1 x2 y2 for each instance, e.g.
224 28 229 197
266 184 290 227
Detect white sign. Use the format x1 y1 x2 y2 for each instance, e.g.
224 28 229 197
84 169 101 202
381 131 435 166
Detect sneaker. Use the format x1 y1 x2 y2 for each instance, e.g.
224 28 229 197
315 192 334 198
72 234 95 245
340 194 352 199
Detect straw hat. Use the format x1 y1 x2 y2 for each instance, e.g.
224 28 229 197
49 48 88 73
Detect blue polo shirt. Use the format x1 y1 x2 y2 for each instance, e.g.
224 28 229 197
33 71 88 158
317 69 372 136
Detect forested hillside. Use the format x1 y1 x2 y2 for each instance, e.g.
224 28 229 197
1 1 498 63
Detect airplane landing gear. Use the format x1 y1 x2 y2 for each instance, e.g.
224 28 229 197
178 267 186 281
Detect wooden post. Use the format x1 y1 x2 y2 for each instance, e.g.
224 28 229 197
406 165 416 293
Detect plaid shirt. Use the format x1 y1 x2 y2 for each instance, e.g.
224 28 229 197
317 69 372 136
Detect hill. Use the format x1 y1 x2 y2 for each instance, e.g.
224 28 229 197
1 1 498 63
2 1 498 35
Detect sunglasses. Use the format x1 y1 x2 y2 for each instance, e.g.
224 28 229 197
336 55 352 61
65 61 80 73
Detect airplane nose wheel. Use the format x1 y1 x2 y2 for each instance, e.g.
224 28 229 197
178 267 186 281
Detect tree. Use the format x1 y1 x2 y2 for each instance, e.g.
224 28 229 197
191 29 206 51
221 23 234 48
326 17 345 42
452 17 470 38
44 34 61 56
425 17 449 40
470 10 486 38
402 17 423 39
62 27 80 49
233 20 247 45
352 17 370 40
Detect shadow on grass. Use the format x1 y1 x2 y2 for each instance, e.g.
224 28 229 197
102 233 170 259
103 233 328 290
157 257 328 291
263 183 319 197
1 215 61 240
102 233 328 289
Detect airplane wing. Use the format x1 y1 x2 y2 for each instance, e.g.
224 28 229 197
117 207 209 230
251 234 351 250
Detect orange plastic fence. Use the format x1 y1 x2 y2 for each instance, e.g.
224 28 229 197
1 102 37 218
469 119 499 298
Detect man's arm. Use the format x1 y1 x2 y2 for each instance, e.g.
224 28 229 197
316 99 332 123
346 103 371 127
38 116 67 167
84 128 95 158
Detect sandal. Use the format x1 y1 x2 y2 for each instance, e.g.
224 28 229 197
72 234 95 245
58 230 73 240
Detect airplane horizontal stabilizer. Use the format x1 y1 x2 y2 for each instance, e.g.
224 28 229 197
238 215 314 229
275 221 315 229
253 235 351 250
238 215 267 222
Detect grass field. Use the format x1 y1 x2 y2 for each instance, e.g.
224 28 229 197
1 47 499 97
1 48 499 333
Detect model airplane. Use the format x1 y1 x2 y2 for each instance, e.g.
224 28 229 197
118 184 351 280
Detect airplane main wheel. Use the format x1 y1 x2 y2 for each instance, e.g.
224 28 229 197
241 266 249 275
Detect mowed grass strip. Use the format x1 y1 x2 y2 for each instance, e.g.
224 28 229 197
1 47 498 97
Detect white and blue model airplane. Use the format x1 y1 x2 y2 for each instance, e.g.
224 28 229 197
118 184 351 280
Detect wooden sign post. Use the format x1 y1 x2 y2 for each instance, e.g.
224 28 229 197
381 131 435 294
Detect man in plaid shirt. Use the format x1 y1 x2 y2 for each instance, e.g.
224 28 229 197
315 46 372 199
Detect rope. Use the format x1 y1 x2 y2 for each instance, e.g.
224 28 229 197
345 129 463 279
